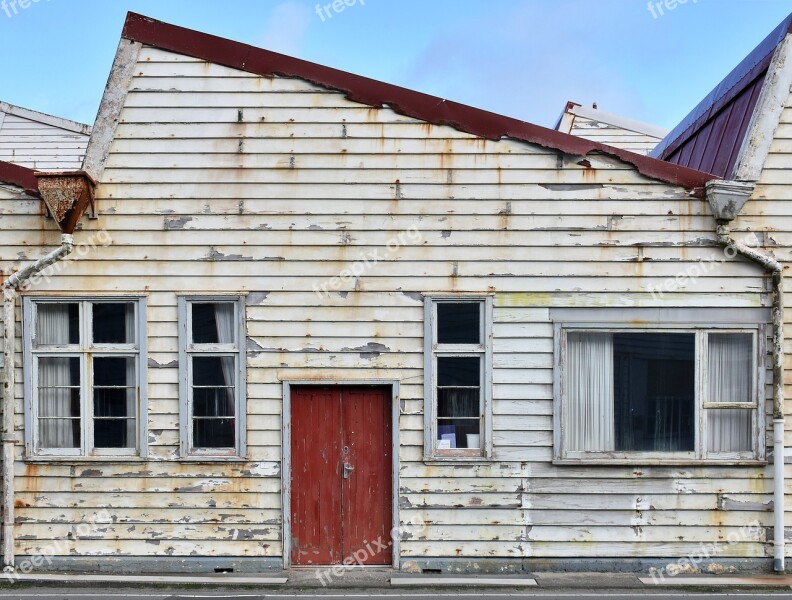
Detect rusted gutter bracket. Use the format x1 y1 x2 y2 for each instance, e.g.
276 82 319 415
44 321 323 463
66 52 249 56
1 235 74 570
708 180 785 573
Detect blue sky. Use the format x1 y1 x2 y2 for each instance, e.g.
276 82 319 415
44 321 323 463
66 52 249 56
0 0 789 131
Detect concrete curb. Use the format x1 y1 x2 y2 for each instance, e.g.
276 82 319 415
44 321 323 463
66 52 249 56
2 573 288 585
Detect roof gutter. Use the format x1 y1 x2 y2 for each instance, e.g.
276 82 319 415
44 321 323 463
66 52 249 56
1 234 74 570
706 179 785 573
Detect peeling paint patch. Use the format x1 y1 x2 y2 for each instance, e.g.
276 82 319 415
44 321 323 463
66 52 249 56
164 216 192 230
148 357 178 369
540 184 604 191
247 291 270 305
341 342 390 359
201 247 254 262
441 230 451 239
400 291 423 302
246 337 266 356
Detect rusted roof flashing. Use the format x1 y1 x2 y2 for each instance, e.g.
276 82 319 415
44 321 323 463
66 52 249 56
121 12 716 195
652 11 792 161
0 160 39 197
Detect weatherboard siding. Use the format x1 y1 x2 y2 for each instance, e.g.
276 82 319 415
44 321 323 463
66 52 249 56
567 115 663 156
0 46 774 563
0 113 89 171
745 86 792 560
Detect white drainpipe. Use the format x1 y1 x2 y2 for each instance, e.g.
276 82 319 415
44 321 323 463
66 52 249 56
1 234 73 570
707 180 785 572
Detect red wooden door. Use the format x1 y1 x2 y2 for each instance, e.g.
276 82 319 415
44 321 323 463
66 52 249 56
290 386 392 566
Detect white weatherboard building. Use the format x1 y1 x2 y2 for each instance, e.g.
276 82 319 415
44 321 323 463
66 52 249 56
0 10 792 576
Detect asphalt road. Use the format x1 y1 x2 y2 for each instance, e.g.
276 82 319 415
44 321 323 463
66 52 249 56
0 593 792 600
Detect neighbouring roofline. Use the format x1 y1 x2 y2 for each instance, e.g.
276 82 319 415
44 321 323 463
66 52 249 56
0 101 92 136
560 102 669 140
119 12 717 195
651 12 792 162
0 160 40 197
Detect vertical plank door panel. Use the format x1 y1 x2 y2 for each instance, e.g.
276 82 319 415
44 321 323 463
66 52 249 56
290 386 343 565
342 386 393 565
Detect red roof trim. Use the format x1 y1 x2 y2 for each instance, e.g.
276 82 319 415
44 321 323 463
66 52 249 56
0 160 39 197
122 12 716 195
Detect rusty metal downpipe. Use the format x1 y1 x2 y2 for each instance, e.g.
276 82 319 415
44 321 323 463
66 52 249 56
707 180 786 573
0 170 94 569
2 235 74 570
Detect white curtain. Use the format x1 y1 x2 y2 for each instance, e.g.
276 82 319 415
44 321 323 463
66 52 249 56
215 304 236 443
38 305 78 448
124 305 137 447
567 332 614 451
708 333 752 452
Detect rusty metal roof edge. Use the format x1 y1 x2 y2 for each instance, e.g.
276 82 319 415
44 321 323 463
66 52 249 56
34 170 97 186
120 12 717 195
0 160 39 197
651 11 792 162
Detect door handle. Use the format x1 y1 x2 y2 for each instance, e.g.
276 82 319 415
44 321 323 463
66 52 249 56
343 462 355 479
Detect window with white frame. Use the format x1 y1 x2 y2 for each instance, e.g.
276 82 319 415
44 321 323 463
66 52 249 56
24 298 146 456
178 296 246 457
555 326 763 461
424 297 492 459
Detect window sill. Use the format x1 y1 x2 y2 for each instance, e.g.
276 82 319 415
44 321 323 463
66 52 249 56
423 455 491 465
553 459 768 467
179 456 248 463
25 456 147 464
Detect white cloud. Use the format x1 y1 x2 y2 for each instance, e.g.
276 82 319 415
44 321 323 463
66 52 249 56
259 2 313 56
401 2 647 129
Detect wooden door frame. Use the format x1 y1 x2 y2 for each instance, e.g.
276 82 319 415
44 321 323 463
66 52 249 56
282 380 401 570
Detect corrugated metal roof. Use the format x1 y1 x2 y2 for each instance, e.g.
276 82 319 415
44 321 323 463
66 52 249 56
651 11 792 178
120 12 717 195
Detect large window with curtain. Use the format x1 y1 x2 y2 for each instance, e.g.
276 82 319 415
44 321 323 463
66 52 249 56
424 296 493 459
555 327 762 462
178 296 246 457
24 298 145 457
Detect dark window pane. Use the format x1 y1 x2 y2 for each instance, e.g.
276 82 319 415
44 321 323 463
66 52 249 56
94 388 135 417
437 418 480 449
438 356 480 387
93 303 135 344
94 419 135 448
94 357 135 387
437 388 480 418
194 388 236 417
192 303 235 344
437 302 480 344
36 303 79 345
193 418 235 448
614 333 695 452
193 356 235 387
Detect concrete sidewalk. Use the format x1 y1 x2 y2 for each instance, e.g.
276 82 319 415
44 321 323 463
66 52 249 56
3 569 792 591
